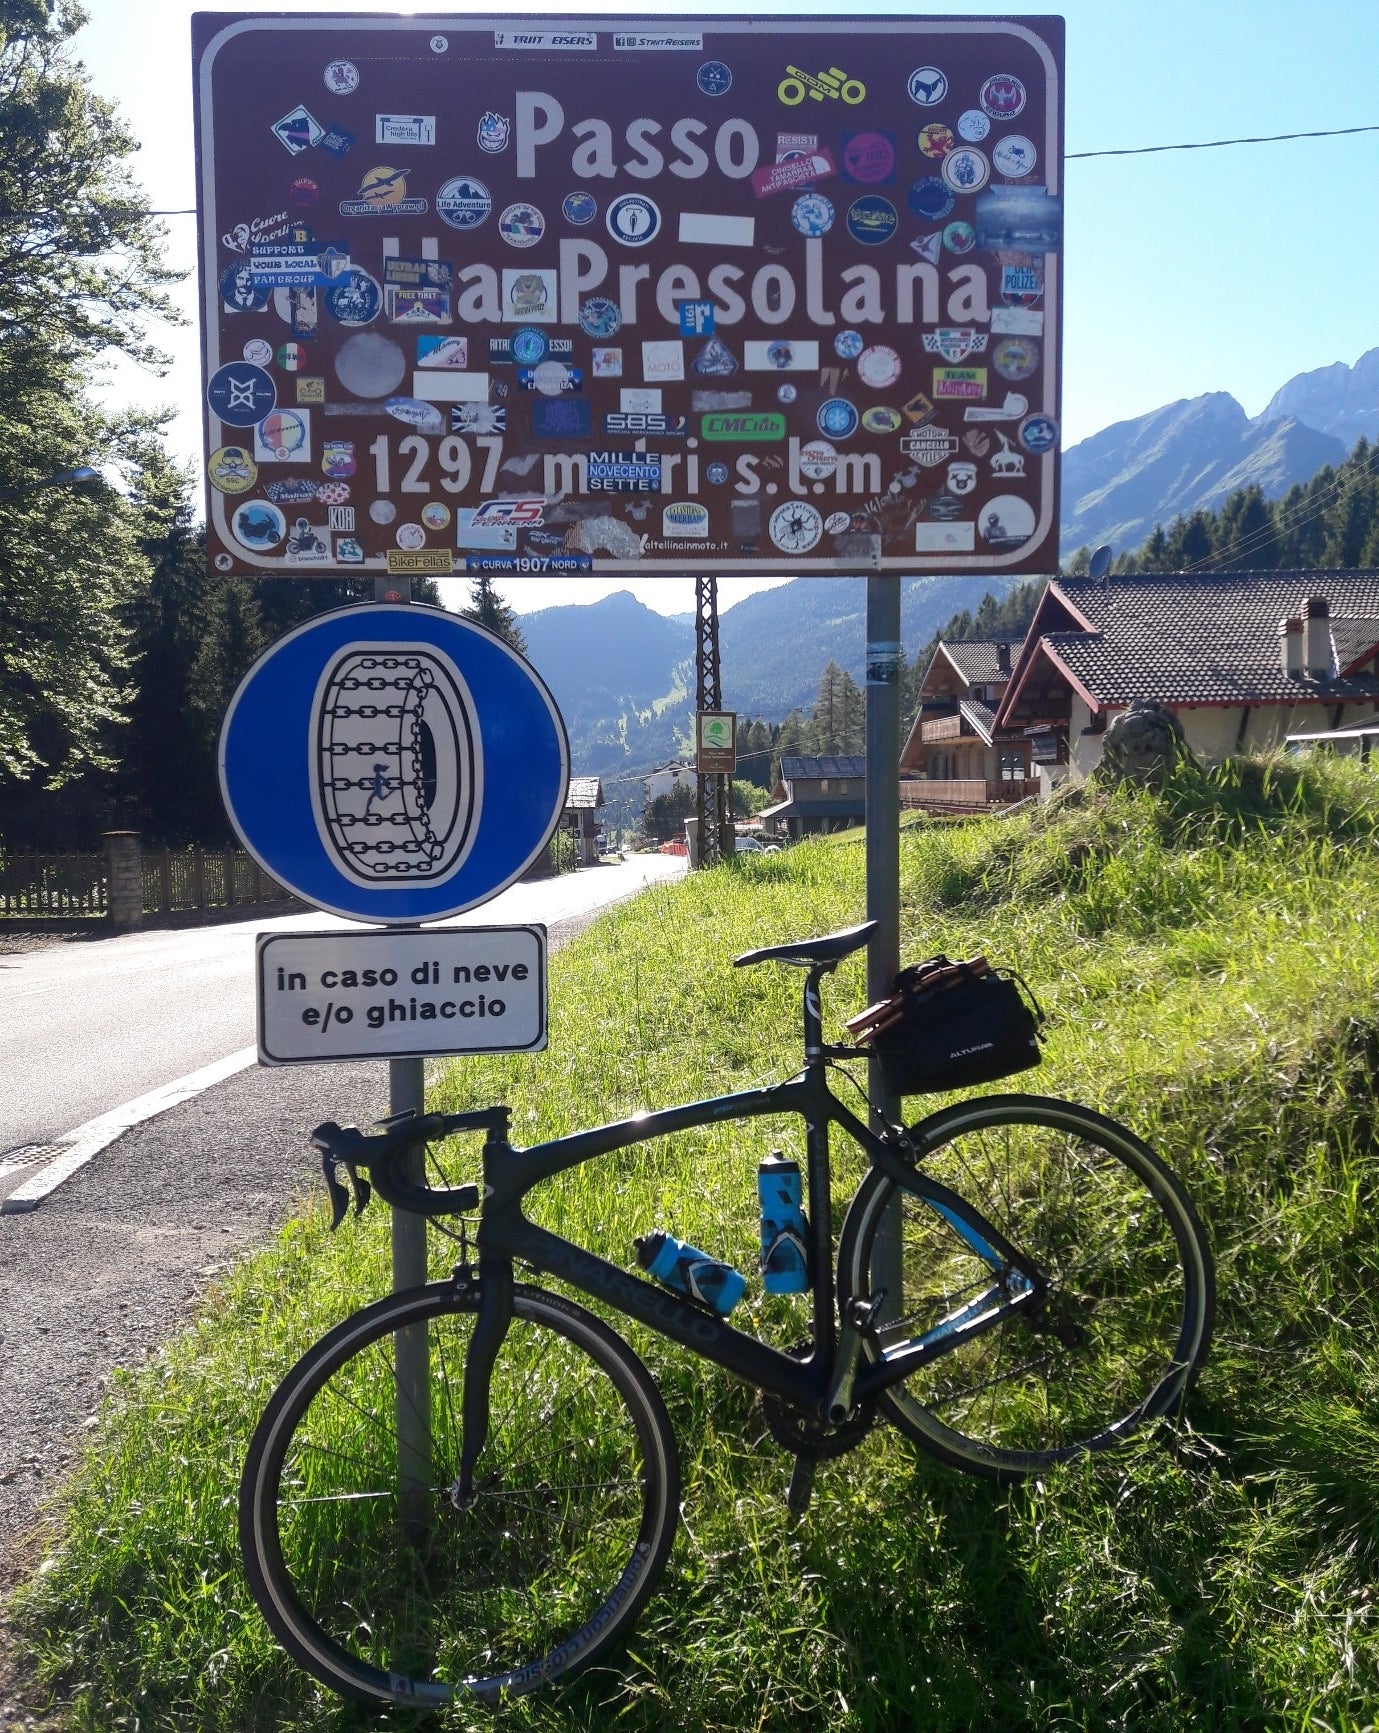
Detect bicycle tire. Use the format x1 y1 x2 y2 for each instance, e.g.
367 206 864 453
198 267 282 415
240 1280 680 1707
843 1094 1214 1479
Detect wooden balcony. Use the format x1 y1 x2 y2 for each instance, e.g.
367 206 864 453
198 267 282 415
919 713 966 742
900 778 1032 810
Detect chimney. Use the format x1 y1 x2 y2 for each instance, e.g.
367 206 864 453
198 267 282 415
1278 617 1303 679
996 642 1011 674
1304 596 1332 679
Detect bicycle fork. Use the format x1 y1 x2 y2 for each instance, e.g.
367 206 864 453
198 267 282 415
448 1257 514 1511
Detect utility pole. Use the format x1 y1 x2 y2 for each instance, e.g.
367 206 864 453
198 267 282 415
694 573 730 868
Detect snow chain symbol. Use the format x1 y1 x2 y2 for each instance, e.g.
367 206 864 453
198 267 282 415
777 65 866 105
310 643 482 886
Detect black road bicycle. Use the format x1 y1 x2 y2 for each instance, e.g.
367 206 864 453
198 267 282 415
240 922 1214 1709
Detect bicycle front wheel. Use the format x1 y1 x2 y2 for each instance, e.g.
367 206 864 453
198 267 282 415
845 1095 1213 1478
241 1280 680 1707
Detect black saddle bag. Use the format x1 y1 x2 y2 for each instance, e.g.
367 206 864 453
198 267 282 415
849 955 1043 1097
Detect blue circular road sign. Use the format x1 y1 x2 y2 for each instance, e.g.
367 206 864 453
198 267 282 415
219 605 569 923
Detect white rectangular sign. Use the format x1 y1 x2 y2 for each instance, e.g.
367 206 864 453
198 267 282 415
256 926 547 1065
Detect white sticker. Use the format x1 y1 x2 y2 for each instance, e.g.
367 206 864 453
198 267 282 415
621 387 663 412
642 340 685 382
410 372 490 402
743 339 819 371
679 212 755 247
916 522 975 552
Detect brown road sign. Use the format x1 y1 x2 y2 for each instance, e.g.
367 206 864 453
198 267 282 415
193 14 1063 580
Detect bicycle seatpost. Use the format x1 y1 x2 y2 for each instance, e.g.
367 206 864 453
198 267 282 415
802 962 832 1065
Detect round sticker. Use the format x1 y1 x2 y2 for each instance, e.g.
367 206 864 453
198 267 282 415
907 177 954 221
858 345 901 389
993 336 1040 381
706 461 730 484
846 196 896 246
562 190 597 226
979 494 1037 548
607 193 661 246
214 553 234 572
207 362 276 427
834 329 864 360
697 60 732 96
323 59 359 94
395 522 426 551
276 342 307 372
242 337 273 367
435 176 491 231
315 481 351 505
1019 413 1059 454
824 511 851 534
256 408 308 460
219 264 269 312
510 327 549 366
579 297 621 338
817 398 859 439
957 109 991 142
981 74 1027 119
354 164 411 210
288 176 319 208
842 132 896 185
907 66 947 106
941 147 990 194
231 500 286 551
499 202 544 247
208 446 258 494
993 135 1037 178
769 501 823 554
323 268 381 325
791 192 835 237
777 383 798 405
861 406 903 433
420 503 451 533
917 122 955 159
334 331 406 398
429 34 448 52
532 360 573 396
798 439 838 480
943 221 976 254
369 499 397 525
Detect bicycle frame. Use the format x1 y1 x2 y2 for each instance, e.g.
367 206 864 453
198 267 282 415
460 1056 1046 1422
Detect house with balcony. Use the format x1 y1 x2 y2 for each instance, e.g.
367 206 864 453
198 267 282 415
899 639 1032 812
562 775 605 866
993 570 1379 790
759 755 865 840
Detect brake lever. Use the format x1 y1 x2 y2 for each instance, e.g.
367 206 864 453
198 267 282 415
320 1151 372 1230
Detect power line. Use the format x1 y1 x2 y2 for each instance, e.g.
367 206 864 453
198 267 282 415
1067 122 1379 161
139 120 1379 218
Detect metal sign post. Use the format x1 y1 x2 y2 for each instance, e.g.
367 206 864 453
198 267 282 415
865 576 903 1309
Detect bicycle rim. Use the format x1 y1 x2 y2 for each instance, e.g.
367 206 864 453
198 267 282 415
240 1281 679 1706
848 1096 1213 1477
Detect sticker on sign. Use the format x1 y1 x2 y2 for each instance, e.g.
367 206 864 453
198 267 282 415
256 926 547 1064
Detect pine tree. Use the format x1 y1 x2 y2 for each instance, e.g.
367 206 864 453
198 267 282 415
461 572 527 653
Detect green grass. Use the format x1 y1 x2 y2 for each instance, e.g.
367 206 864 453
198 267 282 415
10 753 1379 1731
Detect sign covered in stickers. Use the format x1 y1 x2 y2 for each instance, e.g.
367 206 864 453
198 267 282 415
194 13 1063 576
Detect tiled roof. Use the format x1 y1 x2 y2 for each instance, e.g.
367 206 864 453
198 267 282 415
779 755 866 779
1333 617 1379 673
1029 573 1379 707
939 641 1017 684
566 776 604 809
958 699 999 743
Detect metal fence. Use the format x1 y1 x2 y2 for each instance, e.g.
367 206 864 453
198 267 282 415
0 849 107 918
139 847 290 915
0 844 292 921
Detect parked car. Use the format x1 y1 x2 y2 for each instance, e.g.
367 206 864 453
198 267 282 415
733 836 764 854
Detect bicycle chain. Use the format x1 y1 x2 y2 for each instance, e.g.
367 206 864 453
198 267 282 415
758 1342 876 1460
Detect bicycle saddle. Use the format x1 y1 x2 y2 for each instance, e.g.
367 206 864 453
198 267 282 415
733 921 877 970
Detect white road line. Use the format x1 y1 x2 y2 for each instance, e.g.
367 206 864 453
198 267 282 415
1 1047 258 1214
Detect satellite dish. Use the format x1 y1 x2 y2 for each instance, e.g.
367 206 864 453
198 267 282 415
1088 544 1114 581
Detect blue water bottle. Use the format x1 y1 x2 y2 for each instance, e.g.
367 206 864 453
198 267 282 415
758 1153 809 1293
635 1232 747 1316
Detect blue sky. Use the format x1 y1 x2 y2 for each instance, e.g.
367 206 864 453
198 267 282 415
75 0 1379 614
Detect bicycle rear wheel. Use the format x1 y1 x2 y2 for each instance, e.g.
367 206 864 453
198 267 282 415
844 1095 1213 1478
241 1280 679 1707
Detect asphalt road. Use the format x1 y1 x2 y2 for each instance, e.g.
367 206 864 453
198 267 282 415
0 856 684 1151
